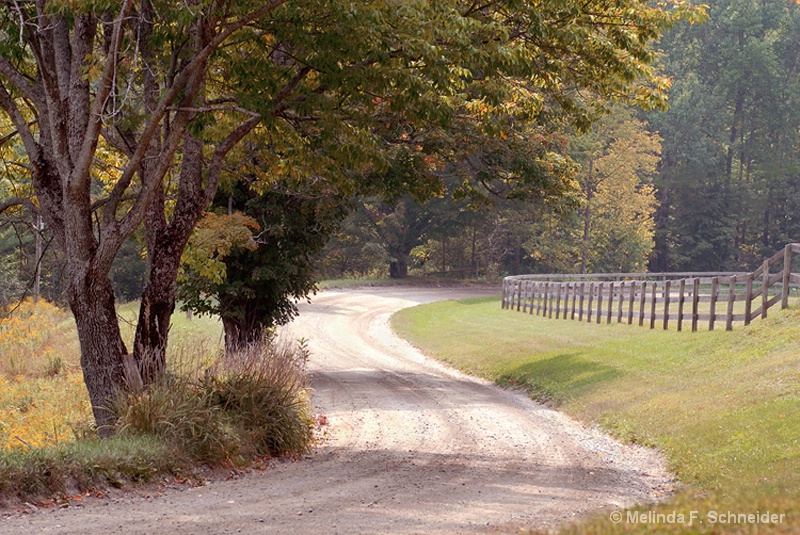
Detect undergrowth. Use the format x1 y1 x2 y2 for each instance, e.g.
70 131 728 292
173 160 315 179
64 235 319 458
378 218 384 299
0 299 316 505
112 333 315 465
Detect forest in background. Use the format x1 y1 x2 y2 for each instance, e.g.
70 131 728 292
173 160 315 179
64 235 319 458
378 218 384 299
317 0 800 279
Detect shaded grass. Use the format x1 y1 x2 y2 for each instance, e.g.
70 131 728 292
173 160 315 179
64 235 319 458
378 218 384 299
392 297 800 533
0 435 180 505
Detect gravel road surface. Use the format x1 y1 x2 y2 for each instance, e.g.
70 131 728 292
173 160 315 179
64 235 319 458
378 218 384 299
1 287 672 534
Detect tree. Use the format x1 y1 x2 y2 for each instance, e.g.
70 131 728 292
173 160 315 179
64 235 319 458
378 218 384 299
0 0 702 431
650 0 800 270
522 106 660 273
179 178 349 353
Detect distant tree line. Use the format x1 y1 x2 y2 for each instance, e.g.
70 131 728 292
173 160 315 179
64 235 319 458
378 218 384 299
319 0 800 278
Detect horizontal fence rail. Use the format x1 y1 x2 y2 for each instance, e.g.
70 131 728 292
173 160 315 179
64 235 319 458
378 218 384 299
501 243 800 332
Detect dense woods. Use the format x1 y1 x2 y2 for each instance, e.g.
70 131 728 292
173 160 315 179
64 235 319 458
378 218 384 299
320 0 800 279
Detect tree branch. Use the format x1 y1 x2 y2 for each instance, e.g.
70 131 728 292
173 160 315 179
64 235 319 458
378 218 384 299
0 196 38 215
0 57 43 106
106 0 288 227
0 82 41 162
72 1 133 192
205 114 261 200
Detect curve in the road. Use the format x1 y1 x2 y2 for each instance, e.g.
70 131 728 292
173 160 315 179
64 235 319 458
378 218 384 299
0 287 672 535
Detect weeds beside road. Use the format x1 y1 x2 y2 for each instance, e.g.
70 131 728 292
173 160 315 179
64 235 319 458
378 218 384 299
0 300 314 506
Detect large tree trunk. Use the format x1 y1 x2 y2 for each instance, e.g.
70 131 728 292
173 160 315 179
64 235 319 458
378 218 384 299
133 249 180 385
132 136 209 385
67 271 128 436
390 257 409 278
221 312 263 355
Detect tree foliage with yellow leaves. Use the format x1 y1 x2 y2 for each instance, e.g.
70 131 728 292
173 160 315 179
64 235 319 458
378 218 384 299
527 105 661 273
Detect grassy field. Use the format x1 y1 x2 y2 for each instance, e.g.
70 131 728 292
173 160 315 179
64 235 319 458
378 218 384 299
392 297 800 534
0 300 223 451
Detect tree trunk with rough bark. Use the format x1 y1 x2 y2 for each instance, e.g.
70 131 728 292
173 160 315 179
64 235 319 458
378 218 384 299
68 271 128 435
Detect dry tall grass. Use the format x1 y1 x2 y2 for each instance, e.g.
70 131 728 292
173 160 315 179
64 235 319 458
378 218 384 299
0 299 89 450
113 332 314 464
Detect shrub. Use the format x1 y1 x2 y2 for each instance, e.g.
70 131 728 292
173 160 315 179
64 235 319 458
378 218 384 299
112 332 315 464
112 379 239 465
200 334 314 458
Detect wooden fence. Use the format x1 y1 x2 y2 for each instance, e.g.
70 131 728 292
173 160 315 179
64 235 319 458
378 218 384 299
501 243 800 332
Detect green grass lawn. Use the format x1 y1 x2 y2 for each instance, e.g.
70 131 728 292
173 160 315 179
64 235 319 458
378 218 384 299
392 297 800 534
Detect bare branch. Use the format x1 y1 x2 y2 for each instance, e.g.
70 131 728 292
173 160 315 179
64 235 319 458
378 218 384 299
0 57 43 106
0 82 41 162
165 105 260 116
91 193 138 212
274 65 312 107
0 196 38 215
0 118 39 147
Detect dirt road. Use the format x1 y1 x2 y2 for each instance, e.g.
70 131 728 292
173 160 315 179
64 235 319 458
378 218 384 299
1 287 672 534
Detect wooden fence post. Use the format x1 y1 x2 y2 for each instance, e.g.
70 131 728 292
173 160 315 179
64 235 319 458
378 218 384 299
709 276 719 330
650 282 657 329
542 281 550 318
627 282 635 325
782 244 791 309
571 283 578 320
725 275 737 331
677 279 686 332
607 282 614 324
639 281 647 326
663 280 671 330
587 282 594 323
691 278 700 332
596 282 604 324
617 282 625 323
526 281 532 313
744 273 754 325
761 260 770 319
555 283 562 319
522 282 528 313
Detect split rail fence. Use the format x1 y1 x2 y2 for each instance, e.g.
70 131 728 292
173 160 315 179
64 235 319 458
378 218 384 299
501 243 800 332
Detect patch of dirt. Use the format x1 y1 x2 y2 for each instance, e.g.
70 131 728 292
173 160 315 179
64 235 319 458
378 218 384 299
1 287 673 534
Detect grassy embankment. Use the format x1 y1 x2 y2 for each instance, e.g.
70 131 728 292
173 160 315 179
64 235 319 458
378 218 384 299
392 297 800 534
0 300 312 505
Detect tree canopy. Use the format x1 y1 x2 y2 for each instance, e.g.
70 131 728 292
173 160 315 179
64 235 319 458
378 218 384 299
0 0 702 431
